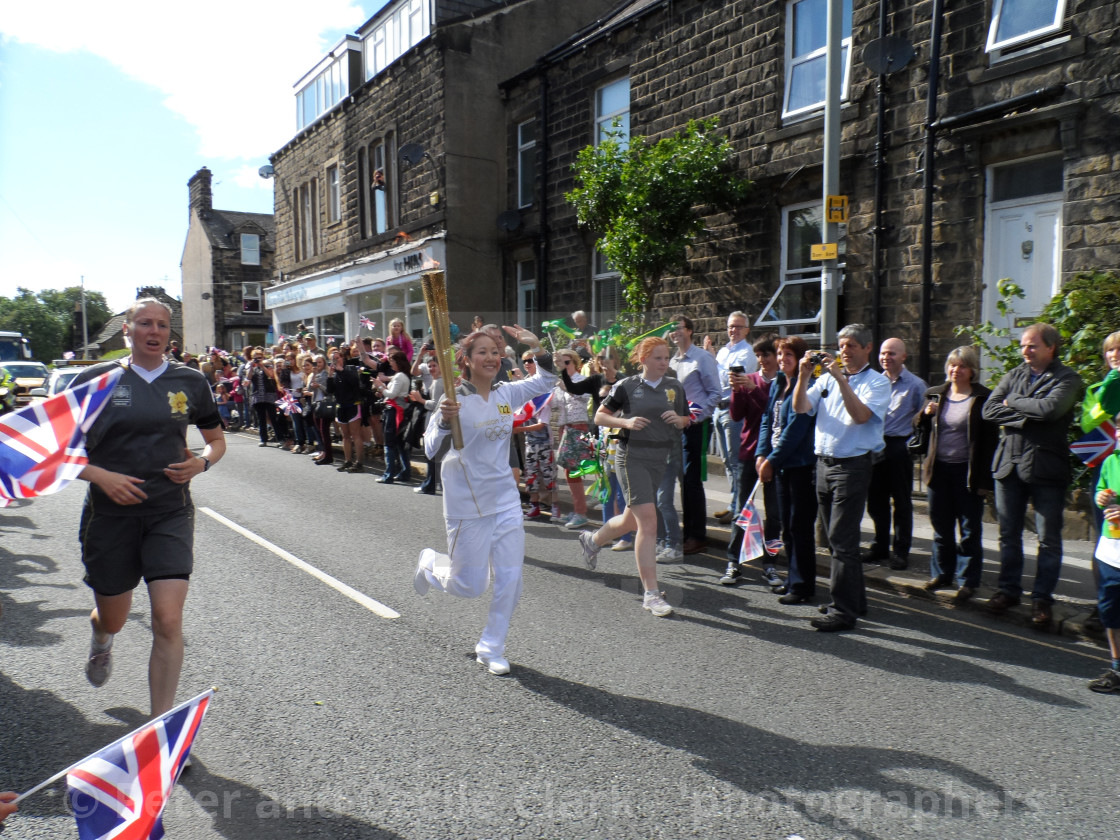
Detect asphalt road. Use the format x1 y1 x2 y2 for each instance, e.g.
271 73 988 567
2 430 1118 839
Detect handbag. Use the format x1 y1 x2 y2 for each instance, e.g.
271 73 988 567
557 427 595 471
315 397 337 421
907 422 929 457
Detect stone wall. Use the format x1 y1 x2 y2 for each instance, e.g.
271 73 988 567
504 0 1120 372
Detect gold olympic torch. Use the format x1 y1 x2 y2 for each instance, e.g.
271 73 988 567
420 269 463 449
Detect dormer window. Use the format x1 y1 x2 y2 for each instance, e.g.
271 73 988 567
240 234 261 266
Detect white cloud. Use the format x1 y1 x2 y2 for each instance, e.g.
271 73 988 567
0 0 372 160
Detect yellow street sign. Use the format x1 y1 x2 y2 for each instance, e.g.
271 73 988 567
826 195 848 223
810 243 839 261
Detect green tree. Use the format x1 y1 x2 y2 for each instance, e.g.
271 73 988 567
567 117 752 315
0 286 114 362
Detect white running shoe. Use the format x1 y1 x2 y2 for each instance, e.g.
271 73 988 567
564 513 590 530
642 590 673 617
414 549 434 596
657 544 684 562
578 531 601 570
477 654 510 676
611 538 634 552
85 634 114 687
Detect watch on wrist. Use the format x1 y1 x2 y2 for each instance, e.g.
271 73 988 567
201 457 211 472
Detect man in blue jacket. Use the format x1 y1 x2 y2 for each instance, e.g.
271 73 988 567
982 323 1082 628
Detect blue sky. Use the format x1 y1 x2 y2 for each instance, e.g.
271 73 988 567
0 0 389 312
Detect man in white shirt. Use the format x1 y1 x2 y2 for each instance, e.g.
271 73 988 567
793 324 890 631
711 311 758 523
670 315 722 555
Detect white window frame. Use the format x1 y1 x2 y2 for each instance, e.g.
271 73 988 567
240 233 260 266
516 258 537 326
517 120 536 209
594 77 630 146
782 0 853 121
364 0 430 80
986 0 1066 53
591 250 624 325
756 201 846 331
372 142 389 235
242 282 262 314
327 165 341 224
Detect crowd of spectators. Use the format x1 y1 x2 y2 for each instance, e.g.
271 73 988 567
187 310 1120 691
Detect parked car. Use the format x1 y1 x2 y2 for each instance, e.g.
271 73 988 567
29 365 90 401
1 361 49 406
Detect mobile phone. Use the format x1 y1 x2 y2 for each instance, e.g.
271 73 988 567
729 365 745 374
928 394 941 404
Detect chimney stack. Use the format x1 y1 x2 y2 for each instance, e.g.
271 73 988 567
188 167 213 218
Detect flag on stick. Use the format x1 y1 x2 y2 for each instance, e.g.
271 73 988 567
0 367 123 507
513 392 552 430
13 689 213 840
1072 420 1116 467
360 315 377 331
624 322 675 349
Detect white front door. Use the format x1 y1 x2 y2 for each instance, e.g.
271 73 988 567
983 198 1062 329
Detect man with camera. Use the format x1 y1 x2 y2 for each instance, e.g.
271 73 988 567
710 311 758 525
864 337 927 570
793 324 891 631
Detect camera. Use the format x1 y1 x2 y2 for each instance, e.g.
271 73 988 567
808 351 828 365
729 365 745 374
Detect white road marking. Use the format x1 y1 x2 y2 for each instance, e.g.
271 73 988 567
199 506 400 620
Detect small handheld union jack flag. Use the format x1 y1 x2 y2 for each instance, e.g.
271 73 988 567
0 367 123 507
275 389 302 416
1072 419 1117 467
13 689 213 840
513 392 552 430
360 315 377 331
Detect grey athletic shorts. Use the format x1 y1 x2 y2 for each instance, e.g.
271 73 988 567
79 504 195 596
615 444 673 507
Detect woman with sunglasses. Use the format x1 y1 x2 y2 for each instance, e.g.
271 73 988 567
552 348 593 529
561 346 632 549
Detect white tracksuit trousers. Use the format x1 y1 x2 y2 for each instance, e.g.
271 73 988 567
418 504 525 659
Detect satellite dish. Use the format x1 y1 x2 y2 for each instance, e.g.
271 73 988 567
862 36 916 74
399 143 427 166
258 164 275 179
497 210 522 232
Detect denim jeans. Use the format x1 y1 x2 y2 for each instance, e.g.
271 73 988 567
778 463 818 596
816 453 873 623
656 450 683 548
994 472 1066 603
926 461 984 588
713 407 743 514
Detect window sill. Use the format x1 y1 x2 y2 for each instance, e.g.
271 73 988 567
975 36 1084 83
768 101 860 143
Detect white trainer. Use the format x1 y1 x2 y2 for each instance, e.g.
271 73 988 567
85 634 114 687
477 654 510 676
611 538 634 551
657 544 683 562
642 590 673 617
578 531 601 571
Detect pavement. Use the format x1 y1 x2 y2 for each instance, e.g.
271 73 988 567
244 427 1107 647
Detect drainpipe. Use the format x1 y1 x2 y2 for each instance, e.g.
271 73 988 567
537 65 550 320
918 0 945 382
870 0 889 341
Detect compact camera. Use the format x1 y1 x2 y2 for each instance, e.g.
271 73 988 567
808 351 829 365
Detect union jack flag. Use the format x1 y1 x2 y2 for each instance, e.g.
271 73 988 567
0 367 123 507
736 498 767 562
1072 419 1117 467
513 392 552 429
688 401 704 422
275 389 302 416
360 315 377 331
66 690 212 840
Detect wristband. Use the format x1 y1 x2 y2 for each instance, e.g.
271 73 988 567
201 457 211 472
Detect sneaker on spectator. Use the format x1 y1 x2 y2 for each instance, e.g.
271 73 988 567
657 544 683 562
556 511 574 526
564 514 590 530
761 568 785 589
642 590 673 617
85 634 114 687
611 538 633 551
525 503 541 519
577 531 600 570
550 506 562 522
